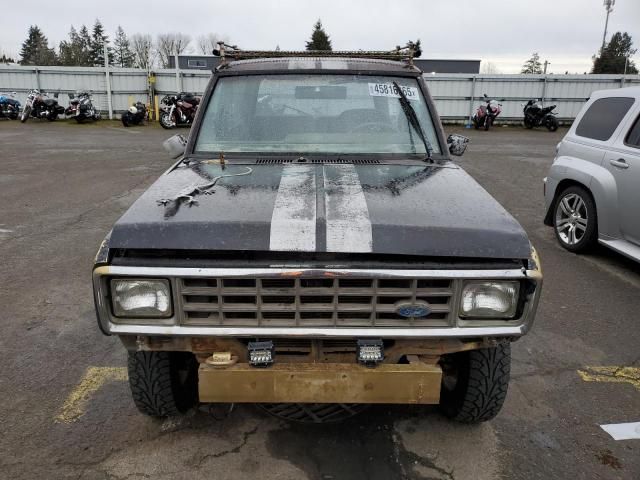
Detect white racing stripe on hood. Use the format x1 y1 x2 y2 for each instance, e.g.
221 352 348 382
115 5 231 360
270 164 317 251
324 164 373 252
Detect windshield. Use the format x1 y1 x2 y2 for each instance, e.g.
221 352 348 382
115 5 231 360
195 74 441 156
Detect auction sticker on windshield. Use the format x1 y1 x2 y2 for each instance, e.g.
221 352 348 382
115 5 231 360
368 83 420 100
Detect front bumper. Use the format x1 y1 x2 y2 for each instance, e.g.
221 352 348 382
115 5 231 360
198 361 442 404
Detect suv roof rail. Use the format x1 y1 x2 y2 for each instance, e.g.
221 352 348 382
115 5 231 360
212 42 418 67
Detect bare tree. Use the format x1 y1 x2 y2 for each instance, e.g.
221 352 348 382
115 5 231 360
156 33 191 68
131 33 155 70
480 61 501 74
197 33 229 55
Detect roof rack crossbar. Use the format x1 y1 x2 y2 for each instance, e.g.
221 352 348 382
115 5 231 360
213 42 416 67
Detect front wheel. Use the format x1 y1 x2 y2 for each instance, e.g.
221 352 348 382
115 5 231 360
440 344 511 423
20 106 31 123
121 112 131 127
484 116 491 131
545 116 559 132
553 185 597 253
160 112 176 129
127 351 198 417
523 117 534 129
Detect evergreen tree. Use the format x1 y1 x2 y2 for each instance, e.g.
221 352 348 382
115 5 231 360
592 32 638 74
58 25 92 66
19 25 57 65
0 53 15 64
113 26 135 67
305 20 332 51
521 52 543 74
89 19 112 66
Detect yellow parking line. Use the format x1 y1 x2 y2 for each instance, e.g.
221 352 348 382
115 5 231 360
577 366 640 392
55 366 128 423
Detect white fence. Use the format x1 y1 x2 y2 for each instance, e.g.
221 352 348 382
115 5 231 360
1 64 639 123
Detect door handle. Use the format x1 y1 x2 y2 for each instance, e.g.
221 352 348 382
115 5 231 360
610 159 629 169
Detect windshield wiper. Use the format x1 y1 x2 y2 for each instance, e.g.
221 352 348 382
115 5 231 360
393 81 433 162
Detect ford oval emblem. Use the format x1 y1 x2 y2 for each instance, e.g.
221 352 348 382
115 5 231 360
394 300 432 318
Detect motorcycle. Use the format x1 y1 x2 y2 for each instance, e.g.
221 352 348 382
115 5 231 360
0 92 21 120
20 89 65 123
523 99 558 131
121 101 147 127
65 91 101 123
472 94 502 131
160 92 200 129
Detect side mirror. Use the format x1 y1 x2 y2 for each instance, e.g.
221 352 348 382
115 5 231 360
163 134 187 159
447 134 469 157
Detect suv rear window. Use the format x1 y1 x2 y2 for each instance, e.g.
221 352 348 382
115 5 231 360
575 97 634 141
625 114 640 148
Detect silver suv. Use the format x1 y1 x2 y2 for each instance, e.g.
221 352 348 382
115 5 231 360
544 86 640 262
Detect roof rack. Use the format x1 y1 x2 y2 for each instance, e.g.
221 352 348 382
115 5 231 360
213 42 417 67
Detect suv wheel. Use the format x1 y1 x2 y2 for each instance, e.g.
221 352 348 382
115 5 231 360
439 344 510 423
127 351 198 417
553 186 597 253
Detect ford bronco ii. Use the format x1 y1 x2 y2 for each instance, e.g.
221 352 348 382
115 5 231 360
93 46 542 423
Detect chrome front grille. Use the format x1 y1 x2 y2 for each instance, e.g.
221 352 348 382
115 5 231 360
177 276 454 327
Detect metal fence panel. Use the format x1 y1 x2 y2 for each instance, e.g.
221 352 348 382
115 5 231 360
2 64 639 122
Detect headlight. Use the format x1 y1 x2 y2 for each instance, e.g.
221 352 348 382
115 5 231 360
111 279 172 318
460 281 519 319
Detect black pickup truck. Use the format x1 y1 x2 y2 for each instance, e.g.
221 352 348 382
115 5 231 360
93 49 542 424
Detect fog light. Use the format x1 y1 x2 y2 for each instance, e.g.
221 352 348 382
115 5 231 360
248 341 274 367
357 339 384 366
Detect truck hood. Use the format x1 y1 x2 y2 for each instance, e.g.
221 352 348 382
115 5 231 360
109 161 531 260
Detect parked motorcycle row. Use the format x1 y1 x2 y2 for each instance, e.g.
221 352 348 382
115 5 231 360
472 93 559 131
2 89 199 130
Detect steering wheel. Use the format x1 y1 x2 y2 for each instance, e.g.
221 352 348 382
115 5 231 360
349 122 395 134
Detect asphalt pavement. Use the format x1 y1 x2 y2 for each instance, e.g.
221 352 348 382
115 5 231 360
0 120 638 479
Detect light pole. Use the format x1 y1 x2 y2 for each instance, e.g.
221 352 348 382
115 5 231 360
601 0 615 52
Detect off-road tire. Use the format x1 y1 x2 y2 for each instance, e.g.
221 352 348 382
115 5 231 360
440 343 511 423
127 351 198 417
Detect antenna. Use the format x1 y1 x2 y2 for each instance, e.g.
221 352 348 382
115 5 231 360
601 0 615 51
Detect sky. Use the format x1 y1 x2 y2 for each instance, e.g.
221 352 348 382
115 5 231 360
1 0 639 73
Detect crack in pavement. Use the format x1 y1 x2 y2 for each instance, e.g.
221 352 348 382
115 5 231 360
191 425 259 469
391 432 456 480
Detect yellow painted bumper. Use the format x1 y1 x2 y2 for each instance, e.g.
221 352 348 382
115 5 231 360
198 362 442 404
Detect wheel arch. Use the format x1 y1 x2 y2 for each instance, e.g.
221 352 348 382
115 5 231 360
544 157 618 236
